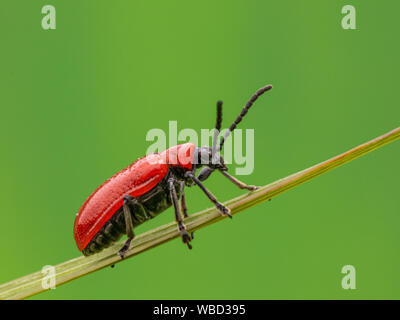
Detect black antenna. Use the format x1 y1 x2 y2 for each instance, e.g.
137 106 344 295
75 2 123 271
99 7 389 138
219 84 272 150
211 100 223 157
215 100 223 132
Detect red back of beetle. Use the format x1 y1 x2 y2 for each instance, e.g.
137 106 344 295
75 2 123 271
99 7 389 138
73 143 196 251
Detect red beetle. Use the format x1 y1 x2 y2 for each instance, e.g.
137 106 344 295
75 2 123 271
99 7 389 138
74 85 272 258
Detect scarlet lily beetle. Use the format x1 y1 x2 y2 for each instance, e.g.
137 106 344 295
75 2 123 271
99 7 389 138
73 85 273 258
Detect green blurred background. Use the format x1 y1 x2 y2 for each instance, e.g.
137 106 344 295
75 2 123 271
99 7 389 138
0 0 399 299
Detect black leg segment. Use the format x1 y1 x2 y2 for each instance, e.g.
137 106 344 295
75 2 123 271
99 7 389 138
168 178 193 249
118 195 138 259
179 181 188 218
219 170 259 191
185 171 231 218
179 181 194 239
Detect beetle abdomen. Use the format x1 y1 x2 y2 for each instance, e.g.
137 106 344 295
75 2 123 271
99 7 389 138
81 176 176 256
74 154 169 252
82 209 126 256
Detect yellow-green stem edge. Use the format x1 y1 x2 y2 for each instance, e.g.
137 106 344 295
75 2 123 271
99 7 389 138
1 126 399 300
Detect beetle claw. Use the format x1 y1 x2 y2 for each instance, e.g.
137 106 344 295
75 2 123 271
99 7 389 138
246 185 259 191
118 238 132 259
216 203 231 218
180 229 193 249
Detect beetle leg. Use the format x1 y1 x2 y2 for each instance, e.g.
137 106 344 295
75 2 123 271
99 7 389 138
219 170 259 191
168 178 192 249
124 194 151 222
118 195 137 259
185 171 232 218
179 181 194 239
179 181 188 218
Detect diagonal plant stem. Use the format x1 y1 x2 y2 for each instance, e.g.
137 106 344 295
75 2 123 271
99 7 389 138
0 127 399 300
